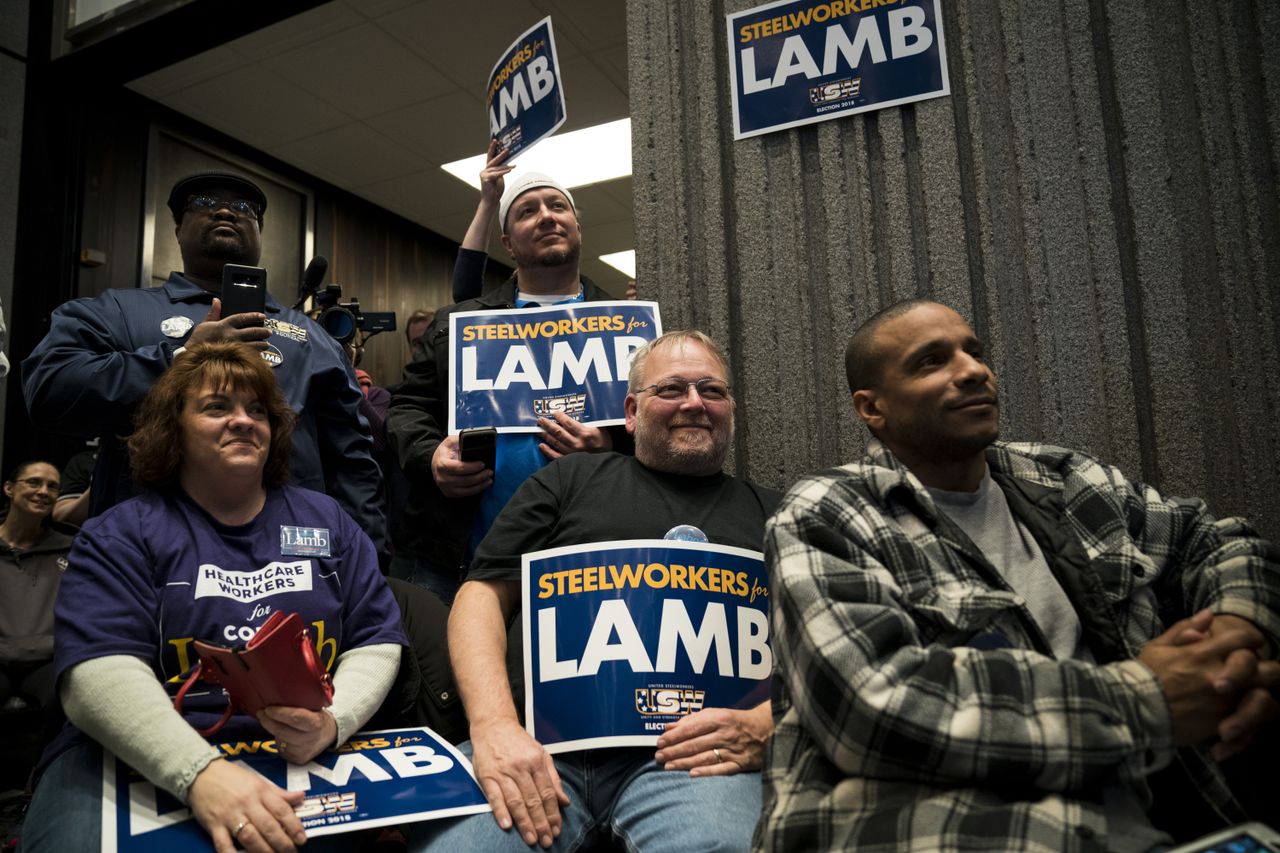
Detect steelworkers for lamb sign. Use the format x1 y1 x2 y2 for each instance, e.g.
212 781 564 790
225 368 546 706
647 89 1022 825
727 0 950 139
487 16 567 158
449 301 661 434
522 540 772 753
102 727 488 852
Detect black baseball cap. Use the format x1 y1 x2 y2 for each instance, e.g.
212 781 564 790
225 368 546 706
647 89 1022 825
167 171 268 225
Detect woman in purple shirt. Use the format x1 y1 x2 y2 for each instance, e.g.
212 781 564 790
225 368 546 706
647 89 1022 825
22 341 404 853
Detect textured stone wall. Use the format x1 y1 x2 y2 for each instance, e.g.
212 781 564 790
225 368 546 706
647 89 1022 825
628 0 1280 537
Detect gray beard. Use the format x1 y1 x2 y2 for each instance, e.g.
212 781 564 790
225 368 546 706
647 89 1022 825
634 432 729 477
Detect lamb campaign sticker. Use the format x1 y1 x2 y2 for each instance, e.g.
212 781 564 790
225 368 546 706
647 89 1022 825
448 301 661 434
160 316 193 338
522 540 772 753
280 526 331 557
487 16 566 158
100 727 490 852
727 0 950 139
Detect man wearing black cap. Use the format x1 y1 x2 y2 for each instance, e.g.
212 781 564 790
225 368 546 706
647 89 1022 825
23 171 386 551
388 171 628 602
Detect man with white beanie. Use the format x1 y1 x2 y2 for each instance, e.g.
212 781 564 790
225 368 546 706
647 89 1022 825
387 172 631 601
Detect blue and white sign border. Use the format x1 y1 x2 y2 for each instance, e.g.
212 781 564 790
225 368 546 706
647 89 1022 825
726 0 950 140
446 300 662 435
99 728 490 852
521 538 768 755
487 15 568 157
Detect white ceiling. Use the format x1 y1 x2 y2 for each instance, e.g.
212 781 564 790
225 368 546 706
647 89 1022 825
128 0 633 291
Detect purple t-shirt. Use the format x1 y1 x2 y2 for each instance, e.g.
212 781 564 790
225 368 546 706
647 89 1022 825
53 485 404 739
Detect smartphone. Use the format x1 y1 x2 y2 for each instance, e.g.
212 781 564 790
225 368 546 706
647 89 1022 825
1168 822 1280 853
458 427 497 471
221 264 267 318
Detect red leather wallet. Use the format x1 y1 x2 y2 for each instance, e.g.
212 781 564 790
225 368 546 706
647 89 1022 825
174 611 334 736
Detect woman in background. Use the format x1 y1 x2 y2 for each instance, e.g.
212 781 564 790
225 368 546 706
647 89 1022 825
22 342 404 853
0 460 72 716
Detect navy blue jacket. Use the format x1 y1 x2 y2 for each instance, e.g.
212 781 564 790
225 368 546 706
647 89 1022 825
22 272 386 552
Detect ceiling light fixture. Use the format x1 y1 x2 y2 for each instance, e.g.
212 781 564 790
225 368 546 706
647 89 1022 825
599 250 636 279
442 118 632 190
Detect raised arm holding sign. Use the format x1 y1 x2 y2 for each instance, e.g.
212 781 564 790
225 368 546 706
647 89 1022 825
486 17 566 159
406 331 781 852
451 139 516 303
388 173 642 602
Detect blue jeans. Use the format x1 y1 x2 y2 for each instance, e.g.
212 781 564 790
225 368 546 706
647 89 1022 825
21 741 353 853
389 553 462 604
406 744 762 852
21 742 100 852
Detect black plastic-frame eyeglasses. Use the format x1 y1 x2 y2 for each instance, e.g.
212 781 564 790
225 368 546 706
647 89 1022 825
636 378 733 402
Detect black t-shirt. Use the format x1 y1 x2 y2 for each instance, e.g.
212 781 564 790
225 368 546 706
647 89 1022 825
469 452 782 582
58 449 98 497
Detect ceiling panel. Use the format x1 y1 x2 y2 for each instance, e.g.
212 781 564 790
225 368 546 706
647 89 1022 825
128 46 251 99
571 184 628 226
351 0 421 18
599 176 633 210
375 0 547 90
158 66 351 149
275 123 429 188
581 217 636 254
259 22 454 119
364 90 490 164
363 168 487 223
546 0 627 45
557 53 628 131
589 41 629 92
227 2 366 61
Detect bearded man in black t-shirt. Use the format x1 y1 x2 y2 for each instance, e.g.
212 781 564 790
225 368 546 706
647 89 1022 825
409 331 780 853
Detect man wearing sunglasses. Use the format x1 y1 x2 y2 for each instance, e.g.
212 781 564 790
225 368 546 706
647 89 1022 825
23 171 386 553
408 330 779 853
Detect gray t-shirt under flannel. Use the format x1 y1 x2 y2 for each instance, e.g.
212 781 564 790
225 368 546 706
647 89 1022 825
928 470 1170 853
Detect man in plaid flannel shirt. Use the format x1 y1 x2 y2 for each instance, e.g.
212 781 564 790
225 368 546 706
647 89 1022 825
757 300 1280 852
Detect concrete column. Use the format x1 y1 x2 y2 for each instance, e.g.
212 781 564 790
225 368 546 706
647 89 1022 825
628 0 1280 536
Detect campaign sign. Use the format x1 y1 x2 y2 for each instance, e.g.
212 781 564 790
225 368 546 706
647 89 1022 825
487 16 567 157
448 301 661 434
727 0 950 139
100 727 489 852
522 540 772 753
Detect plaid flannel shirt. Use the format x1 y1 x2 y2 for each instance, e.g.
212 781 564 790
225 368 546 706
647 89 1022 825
756 440 1280 853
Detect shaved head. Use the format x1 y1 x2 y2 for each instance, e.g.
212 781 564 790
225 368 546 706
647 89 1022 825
845 298 939 394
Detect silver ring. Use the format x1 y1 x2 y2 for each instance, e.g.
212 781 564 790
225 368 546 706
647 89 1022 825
713 748 722 763
234 820 248 837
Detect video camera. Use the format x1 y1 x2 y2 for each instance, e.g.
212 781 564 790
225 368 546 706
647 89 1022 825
311 284 396 345
294 257 396 346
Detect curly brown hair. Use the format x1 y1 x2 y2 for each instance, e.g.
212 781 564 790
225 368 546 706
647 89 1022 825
128 342 294 489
